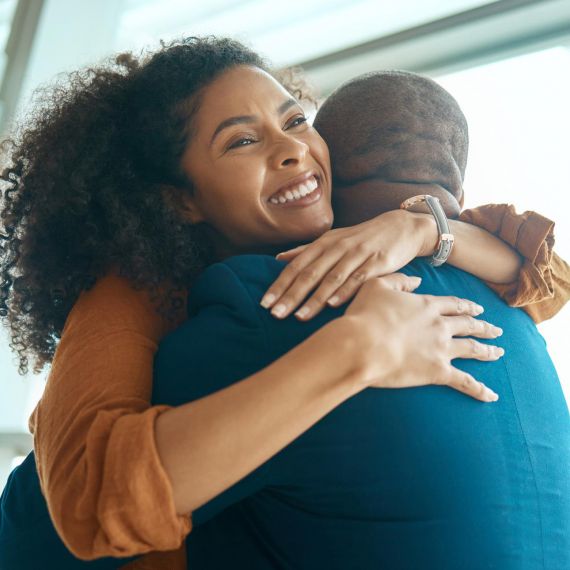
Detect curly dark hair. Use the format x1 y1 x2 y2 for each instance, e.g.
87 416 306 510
0 36 314 374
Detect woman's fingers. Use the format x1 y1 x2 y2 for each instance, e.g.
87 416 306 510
275 244 308 261
266 251 344 318
345 284 503 402
327 270 422 311
444 370 499 402
427 295 485 317
450 338 505 361
324 271 422 313
263 245 369 319
373 273 423 293
322 257 379 310
260 244 326 312
292 255 375 320
443 315 503 339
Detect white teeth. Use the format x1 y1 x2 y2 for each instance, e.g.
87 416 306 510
306 177 318 191
269 175 319 205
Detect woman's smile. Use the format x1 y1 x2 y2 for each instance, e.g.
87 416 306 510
268 173 322 207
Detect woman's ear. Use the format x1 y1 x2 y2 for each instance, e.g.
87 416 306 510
161 186 205 224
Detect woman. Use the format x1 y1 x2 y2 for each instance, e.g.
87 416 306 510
0 37 566 569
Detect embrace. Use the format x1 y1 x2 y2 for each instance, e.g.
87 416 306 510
1 37 569 569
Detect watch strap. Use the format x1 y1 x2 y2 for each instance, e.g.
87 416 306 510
400 194 455 267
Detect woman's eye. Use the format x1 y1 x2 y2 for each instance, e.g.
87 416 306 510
288 115 308 128
228 137 256 150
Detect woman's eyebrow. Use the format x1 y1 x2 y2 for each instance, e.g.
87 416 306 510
277 98 299 115
210 115 255 146
209 98 299 146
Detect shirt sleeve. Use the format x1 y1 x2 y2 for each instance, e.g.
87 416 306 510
458 203 570 323
29 274 191 563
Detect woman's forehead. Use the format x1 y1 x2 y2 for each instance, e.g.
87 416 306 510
198 66 292 119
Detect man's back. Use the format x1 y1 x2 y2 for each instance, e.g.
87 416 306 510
153 255 570 570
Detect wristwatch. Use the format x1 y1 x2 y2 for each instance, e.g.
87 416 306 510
400 194 454 267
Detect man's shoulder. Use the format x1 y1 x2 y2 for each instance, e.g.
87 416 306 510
188 254 338 349
187 255 284 316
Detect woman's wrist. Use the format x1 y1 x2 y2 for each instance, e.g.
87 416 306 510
408 211 439 257
329 314 397 391
318 317 376 394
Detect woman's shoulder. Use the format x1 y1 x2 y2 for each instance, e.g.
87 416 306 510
65 272 183 341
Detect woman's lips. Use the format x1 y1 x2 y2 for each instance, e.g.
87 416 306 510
268 176 323 208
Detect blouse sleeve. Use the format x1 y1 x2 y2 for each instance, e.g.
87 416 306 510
458 203 570 323
28 274 191 563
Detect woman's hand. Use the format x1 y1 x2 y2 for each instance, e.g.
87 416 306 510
344 278 503 402
261 209 435 320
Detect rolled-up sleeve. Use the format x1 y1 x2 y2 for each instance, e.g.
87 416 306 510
29 275 190 566
459 204 570 323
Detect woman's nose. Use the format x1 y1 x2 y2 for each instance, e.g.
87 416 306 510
270 134 309 169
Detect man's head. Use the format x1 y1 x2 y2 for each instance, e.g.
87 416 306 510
314 70 469 226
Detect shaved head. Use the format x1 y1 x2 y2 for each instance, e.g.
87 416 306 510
314 70 469 224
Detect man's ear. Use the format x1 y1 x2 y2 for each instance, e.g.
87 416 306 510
161 185 205 224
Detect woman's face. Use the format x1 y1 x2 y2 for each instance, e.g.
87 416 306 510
179 65 333 253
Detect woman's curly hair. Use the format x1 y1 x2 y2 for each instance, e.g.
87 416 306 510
0 36 316 374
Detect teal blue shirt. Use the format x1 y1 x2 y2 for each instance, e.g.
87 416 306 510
153 255 570 570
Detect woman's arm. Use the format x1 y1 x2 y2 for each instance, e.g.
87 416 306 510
156 275 501 516
33 271 500 560
30 274 191 563
424 212 521 282
260 205 569 323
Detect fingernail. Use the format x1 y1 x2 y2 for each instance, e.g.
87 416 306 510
487 390 499 402
494 327 503 336
327 296 340 307
411 277 422 285
494 346 505 357
271 303 287 318
295 306 310 319
473 304 484 315
260 293 276 309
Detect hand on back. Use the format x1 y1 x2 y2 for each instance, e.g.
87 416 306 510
344 276 503 402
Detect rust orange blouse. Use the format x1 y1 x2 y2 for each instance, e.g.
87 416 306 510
28 204 570 570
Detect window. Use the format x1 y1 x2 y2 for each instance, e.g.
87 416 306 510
115 0 493 66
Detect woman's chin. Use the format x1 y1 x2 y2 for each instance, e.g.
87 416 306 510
292 218 333 243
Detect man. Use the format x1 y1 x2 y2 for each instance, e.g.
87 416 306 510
150 72 570 568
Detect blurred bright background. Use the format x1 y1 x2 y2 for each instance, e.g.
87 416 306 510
1 0 569 489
